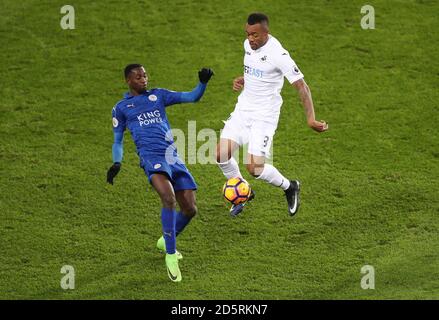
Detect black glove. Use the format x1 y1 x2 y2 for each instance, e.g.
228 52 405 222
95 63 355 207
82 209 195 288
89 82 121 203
107 162 121 185
198 68 214 84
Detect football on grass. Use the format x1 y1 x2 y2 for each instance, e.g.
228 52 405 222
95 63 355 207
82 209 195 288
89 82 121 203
222 177 251 205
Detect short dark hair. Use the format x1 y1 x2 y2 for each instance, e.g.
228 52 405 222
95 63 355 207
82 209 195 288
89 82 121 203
247 13 269 26
124 63 143 78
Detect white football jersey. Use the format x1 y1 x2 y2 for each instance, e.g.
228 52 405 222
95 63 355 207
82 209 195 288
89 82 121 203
236 35 304 123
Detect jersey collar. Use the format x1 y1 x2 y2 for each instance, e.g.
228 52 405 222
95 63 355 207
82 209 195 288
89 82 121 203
124 90 149 99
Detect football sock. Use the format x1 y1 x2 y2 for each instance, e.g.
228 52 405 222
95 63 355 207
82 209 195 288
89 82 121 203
217 157 243 179
175 211 192 236
256 164 291 190
161 207 177 254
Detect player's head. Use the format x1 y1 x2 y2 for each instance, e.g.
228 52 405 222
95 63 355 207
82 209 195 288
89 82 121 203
124 64 148 93
246 13 269 50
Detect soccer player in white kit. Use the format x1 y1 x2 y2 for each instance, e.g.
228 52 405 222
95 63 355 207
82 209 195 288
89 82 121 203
216 13 328 217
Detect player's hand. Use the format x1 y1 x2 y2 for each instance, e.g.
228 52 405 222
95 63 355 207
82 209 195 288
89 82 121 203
198 68 214 84
233 76 244 91
107 162 121 185
308 119 329 132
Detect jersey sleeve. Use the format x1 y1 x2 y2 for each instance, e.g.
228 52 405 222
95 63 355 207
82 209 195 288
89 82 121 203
272 50 304 84
112 104 126 133
157 89 183 107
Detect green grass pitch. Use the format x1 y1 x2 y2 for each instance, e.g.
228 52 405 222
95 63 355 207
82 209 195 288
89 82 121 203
0 0 438 299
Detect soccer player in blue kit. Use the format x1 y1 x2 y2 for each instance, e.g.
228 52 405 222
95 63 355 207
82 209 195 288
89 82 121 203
107 64 214 282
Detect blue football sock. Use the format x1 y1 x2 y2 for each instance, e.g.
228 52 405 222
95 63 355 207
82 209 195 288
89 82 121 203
175 211 192 236
161 207 177 254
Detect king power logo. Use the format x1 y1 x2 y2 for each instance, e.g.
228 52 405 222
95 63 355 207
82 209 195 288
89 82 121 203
137 110 163 127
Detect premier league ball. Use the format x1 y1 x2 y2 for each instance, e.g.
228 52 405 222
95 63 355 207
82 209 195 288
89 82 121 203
222 177 251 205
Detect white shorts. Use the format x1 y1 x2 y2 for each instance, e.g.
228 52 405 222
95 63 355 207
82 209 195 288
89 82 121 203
220 110 277 157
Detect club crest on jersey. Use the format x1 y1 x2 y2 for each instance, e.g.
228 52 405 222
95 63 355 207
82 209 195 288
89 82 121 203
148 94 158 102
112 117 118 127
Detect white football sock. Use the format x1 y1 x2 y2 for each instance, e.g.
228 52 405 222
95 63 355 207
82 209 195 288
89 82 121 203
217 157 243 179
256 164 291 190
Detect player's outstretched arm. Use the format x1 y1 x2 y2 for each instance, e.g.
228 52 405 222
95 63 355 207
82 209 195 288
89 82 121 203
179 68 214 103
292 79 328 132
107 131 124 184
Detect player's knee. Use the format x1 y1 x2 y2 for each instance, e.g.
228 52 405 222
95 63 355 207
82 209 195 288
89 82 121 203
161 193 177 209
184 204 197 218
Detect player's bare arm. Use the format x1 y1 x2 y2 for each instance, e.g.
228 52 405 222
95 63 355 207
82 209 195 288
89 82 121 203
232 76 244 91
292 78 328 132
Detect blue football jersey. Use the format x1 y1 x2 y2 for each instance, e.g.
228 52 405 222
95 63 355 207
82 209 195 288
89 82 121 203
112 88 183 157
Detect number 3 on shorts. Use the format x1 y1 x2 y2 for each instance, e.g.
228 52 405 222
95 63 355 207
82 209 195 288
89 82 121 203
263 136 269 147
